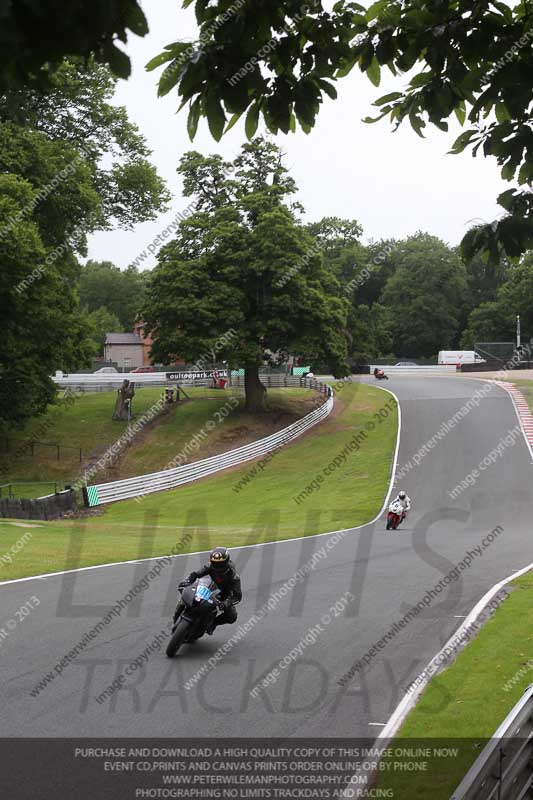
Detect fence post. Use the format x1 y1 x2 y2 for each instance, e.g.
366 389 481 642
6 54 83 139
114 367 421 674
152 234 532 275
30 441 34 457
57 445 60 461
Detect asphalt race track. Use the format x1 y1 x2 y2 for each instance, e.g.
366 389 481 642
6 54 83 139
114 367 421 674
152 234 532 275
1 376 531 739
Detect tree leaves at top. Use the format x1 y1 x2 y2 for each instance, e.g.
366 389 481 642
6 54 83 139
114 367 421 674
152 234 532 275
0 0 148 89
149 0 533 259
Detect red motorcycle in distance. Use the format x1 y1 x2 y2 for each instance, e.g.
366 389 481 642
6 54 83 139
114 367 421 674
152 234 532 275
386 500 405 530
373 368 389 380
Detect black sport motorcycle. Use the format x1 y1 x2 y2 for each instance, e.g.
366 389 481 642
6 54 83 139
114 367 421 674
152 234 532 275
166 576 222 657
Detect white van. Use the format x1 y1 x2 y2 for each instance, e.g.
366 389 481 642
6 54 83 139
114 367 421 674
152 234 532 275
438 350 486 365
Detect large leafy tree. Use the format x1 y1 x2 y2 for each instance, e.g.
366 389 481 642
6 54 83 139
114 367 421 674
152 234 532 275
306 218 397 359
86 307 125 356
143 138 349 411
0 0 147 88
460 301 514 349
0 175 94 428
0 60 169 428
80 261 147 329
0 125 100 428
347 302 393 363
307 216 367 289
464 249 511 310
149 0 533 259
0 122 101 250
0 59 170 230
461 253 533 347
380 233 467 357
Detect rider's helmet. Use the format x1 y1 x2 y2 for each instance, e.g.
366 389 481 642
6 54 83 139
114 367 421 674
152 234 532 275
210 546 230 574
398 490 406 499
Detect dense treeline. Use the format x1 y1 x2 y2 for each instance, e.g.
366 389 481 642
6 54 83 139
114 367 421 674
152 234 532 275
83 216 525 369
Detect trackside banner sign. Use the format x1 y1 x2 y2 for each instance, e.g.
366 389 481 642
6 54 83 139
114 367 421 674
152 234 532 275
166 370 226 381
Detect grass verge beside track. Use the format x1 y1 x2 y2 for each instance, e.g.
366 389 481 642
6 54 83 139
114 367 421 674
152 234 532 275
0 383 397 580
376 571 533 799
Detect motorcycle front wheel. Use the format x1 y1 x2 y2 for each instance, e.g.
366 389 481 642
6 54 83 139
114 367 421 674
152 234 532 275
166 619 191 658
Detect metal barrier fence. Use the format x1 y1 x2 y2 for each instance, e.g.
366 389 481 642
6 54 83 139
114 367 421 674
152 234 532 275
53 373 331 393
369 364 458 374
53 372 216 393
83 377 332 507
229 375 329 392
451 684 533 799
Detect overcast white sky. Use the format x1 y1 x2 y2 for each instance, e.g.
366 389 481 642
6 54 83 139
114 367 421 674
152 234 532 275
87 0 506 271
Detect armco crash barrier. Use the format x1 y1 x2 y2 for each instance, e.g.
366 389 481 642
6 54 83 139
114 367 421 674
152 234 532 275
0 489 77 521
83 393 333 507
450 684 533 799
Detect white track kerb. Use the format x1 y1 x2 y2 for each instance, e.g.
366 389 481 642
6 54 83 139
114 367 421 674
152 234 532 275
465 377 533 461
0 385 401 588
494 380 533 460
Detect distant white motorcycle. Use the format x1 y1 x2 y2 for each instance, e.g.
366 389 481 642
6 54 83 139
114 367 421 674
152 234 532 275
386 500 405 530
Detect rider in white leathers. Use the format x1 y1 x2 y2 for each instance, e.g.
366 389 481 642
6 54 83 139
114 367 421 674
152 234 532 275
393 490 411 520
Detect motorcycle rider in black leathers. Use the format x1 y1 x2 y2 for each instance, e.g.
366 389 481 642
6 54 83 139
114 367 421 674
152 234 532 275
173 546 242 634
